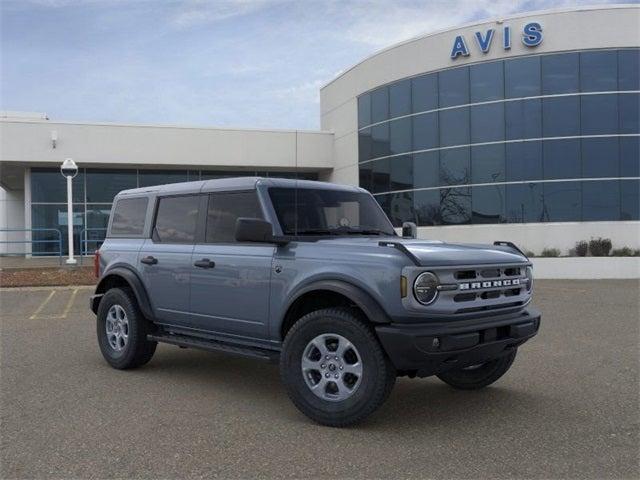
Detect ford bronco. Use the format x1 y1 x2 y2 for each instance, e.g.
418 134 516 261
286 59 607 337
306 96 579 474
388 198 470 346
90 177 541 426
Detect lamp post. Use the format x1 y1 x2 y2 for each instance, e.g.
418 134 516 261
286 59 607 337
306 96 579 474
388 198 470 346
60 158 78 265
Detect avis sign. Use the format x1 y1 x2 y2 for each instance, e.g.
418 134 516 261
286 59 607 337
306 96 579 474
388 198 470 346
450 22 543 59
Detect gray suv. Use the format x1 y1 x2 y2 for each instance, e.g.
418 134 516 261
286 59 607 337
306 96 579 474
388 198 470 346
90 177 541 426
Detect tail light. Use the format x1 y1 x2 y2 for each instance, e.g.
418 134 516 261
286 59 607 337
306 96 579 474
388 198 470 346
93 250 101 278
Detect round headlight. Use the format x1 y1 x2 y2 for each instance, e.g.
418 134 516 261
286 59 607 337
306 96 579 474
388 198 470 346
525 266 534 292
414 272 439 305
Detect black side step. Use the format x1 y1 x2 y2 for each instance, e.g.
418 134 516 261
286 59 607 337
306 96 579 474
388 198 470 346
147 333 279 362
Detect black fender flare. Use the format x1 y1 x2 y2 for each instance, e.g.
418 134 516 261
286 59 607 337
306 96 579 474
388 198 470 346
283 279 391 326
93 266 154 320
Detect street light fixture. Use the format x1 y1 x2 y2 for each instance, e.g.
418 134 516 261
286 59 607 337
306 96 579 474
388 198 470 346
60 158 78 265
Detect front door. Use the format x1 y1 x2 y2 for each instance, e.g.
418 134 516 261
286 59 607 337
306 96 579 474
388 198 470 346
139 194 201 326
189 191 274 341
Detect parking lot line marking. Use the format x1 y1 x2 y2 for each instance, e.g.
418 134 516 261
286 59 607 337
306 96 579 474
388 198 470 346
29 290 56 319
59 288 79 319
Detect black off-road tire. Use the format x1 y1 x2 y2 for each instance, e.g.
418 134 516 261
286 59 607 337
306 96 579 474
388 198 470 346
436 349 517 390
280 307 396 427
96 287 157 370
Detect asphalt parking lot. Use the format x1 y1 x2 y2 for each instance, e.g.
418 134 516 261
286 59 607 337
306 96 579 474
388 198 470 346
1 280 638 479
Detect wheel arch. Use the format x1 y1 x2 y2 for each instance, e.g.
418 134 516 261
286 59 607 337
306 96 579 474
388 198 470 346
280 280 391 340
92 266 154 320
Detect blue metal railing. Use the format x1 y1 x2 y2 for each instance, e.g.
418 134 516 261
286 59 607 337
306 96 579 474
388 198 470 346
0 228 63 264
79 228 107 264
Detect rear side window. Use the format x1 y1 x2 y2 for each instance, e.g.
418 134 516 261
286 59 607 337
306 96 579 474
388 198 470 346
110 197 148 236
154 195 200 244
206 191 263 243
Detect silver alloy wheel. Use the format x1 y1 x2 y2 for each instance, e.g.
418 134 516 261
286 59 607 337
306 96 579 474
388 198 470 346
301 333 363 402
105 304 129 352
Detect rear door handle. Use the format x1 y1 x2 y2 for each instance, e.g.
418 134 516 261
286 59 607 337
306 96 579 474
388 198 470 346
141 256 158 265
194 258 215 269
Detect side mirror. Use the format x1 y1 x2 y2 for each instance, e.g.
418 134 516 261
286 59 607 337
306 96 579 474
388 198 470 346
235 218 288 245
402 222 417 239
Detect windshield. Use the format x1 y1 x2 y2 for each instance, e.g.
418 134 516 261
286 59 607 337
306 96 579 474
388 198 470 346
268 187 396 236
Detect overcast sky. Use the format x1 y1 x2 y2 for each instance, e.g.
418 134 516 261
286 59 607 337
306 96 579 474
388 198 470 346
0 0 631 129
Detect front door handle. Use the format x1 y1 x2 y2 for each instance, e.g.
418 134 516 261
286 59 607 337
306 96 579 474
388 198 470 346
194 258 215 269
141 256 158 265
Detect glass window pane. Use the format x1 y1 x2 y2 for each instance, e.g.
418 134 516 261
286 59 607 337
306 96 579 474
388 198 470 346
472 185 505 224
505 99 542 140
582 137 619 178
389 79 411 118
371 158 390 194
358 128 372 162
154 195 200 244
543 139 581 179
440 187 471 225
506 183 543 223
389 117 412 155
440 147 470 186
413 151 440 189
439 108 469 147
542 52 579 94
370 86 389 123
86 169 137 203
414 189 441 226
471 144 505 184
359 163 372 192
470 103 504 143
390 155 413 191
31 204 84 255
583 180 620 221
31 168 84 203
375 194 391 222
620 136 640 177
439 67 469 108
581 94 618 135
621 179 640 220
371 123 390 158
470 61 504 102
200 171 253 180
387 191 415 227
580 51 617 92
412 112 438 151
358 94 371 128
619 49 640 91
543 182 581 222
619 93 639 134
138 170 188 187
506 141 543 182
110 197 147 236
543 97 580 137
412 73 438 113
505 56 541 98
206 192 263 243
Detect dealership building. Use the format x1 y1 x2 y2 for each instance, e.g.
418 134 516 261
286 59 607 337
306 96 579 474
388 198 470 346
1 5 638 258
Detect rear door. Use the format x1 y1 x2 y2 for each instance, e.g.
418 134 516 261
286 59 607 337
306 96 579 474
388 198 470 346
139 194 202 326
190 190 274 341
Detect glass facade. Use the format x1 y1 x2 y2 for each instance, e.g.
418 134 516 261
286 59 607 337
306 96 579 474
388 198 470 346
357 48 640 227
30 168 318 254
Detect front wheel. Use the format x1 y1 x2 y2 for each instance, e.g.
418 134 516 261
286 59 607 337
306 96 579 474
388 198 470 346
436 349 517 390
280 308 396 427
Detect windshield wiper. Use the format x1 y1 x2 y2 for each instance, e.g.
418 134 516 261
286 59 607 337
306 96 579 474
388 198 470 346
292 229 338 236
335 227 391 236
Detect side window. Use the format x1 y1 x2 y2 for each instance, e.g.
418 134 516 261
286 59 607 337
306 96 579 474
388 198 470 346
206 191 263 243
110 197 148 236
154 195 200 244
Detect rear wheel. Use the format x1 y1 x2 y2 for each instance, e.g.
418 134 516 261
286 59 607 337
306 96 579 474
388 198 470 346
280 307 395 427
436 349 517 390
97 287 157 369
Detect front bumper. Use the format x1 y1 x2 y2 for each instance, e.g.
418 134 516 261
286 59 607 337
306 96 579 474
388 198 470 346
375 308 541 377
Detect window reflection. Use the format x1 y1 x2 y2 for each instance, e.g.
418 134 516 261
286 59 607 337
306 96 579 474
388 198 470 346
371 87 389 123
543 139 581 179
440 148 470 186
414 189 441 226
542 97 580 137
582 137 619 178
505 99 541 140
505 56 540 98
472 185 505 224
621 180 640 220
390 79 411 118
580 51 618 92
471 144 505 184
506 183 543 223
439 108 469 147
412 73 438 113
542 53 579 94
581 94 618 135
471 103 505 143
439 67 469 108
440 187 471 225
542 182 581 222
583 181 620 221
470 61 504 102
506 142 543 182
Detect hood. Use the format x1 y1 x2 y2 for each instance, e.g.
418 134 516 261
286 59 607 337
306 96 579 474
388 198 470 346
310 236 527 266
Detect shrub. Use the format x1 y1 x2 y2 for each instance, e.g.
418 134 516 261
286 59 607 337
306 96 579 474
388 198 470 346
540 248 561 257
525 250 536 258
611 247 634 256
574 241 588 257
634 250 640 257
589 237 612 257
